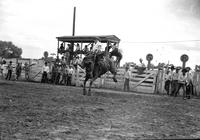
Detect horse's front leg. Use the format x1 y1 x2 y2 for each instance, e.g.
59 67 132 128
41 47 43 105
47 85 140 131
83 76 89 95
88 77 97 96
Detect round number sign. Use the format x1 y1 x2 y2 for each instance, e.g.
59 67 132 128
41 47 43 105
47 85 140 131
180 54 189 62
146 53 153 61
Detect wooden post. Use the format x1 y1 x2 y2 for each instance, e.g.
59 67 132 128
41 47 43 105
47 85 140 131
153 70 159 94
147 61 151 70
161 68 166 94
72 6 76 36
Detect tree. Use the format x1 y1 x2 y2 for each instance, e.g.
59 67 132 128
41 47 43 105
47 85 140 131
0 41 22 58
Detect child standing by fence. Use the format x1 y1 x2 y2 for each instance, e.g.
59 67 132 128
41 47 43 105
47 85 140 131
124 65 131 92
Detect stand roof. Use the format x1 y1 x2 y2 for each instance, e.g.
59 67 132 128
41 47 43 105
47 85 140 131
56 35 120 43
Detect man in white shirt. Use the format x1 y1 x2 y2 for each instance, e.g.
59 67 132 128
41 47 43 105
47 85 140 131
174 68 188 99
41 62 50 83
171 67 181 96
124 65 131 92
1 60 7 79
164 69 172 95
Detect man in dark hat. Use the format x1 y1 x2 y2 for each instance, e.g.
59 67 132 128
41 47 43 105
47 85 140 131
6 61 13 80
59 43 65 54
41 62 50 83
83 45 89 54
174 68 188 99
185 67 192 99
164 68 172 95
171 66 181 96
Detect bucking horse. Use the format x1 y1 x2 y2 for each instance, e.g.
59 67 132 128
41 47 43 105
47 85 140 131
81 51 118 96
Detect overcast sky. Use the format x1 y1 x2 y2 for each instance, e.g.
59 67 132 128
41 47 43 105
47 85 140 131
0 0 200 68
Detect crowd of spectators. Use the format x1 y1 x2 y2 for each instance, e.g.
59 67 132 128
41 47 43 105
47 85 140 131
0 60 30 81
164 65 194 100
40 54 83 86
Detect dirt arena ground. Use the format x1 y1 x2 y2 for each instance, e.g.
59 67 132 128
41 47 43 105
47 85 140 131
1 80 200 139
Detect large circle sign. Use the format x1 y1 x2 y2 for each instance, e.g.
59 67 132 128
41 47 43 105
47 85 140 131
44 51 49 58
180 54 189 62
146 53 153 61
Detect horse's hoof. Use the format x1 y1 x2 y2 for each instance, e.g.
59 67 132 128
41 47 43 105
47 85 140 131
87 91 91 96
83 89 87 95
113 78 118 83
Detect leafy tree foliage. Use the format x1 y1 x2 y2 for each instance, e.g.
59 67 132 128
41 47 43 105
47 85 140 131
0 41 22 58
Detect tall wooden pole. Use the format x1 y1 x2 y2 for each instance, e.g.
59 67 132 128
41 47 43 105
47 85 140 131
70 6 76 64
72 6 76 36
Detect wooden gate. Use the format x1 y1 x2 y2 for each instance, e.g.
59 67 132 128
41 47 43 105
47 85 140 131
76 67 158 94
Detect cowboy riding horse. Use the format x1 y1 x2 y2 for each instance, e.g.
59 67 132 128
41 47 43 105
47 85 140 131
81 51 118 96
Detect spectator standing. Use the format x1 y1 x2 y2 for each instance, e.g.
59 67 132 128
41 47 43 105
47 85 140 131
51 63 57 84
83 45 89 54
185 67 193 99
60 65 67 85
174 68 188 99
124 65 131 92
15 63 22 80
59 43 65 53
41 62 49 83
55 65 61 85
24 62 30 80
1 60 7 79
105 42 113 53
171 67 181 96
6 61 13 80
164 69 172 95
61 56 66 66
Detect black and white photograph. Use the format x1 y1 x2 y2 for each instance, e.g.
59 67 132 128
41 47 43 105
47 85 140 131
1 0 200 139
